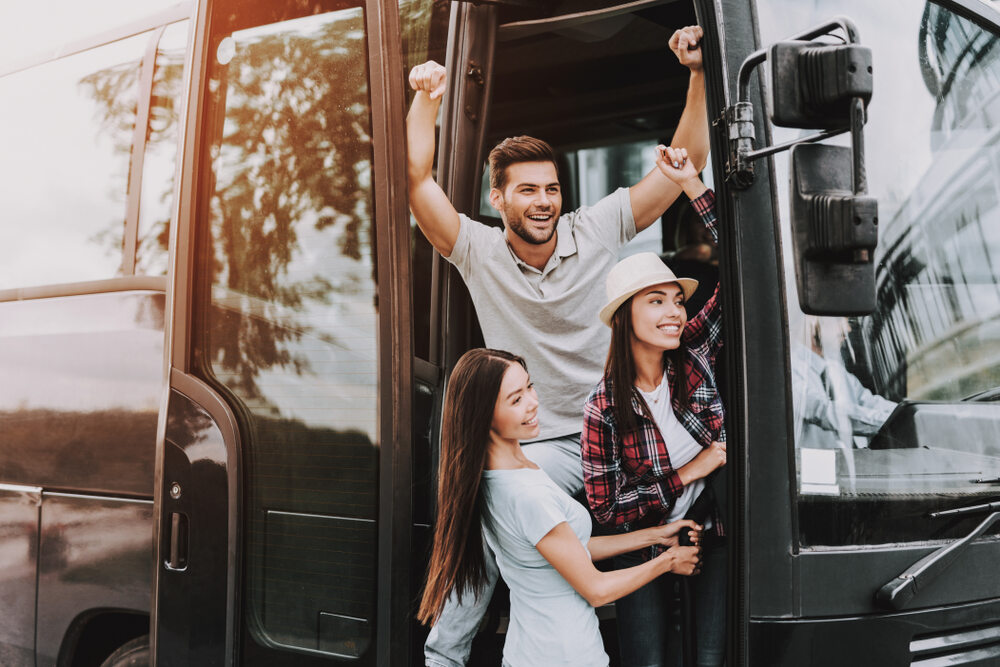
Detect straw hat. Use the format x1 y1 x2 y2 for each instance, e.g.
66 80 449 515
598 252 698 327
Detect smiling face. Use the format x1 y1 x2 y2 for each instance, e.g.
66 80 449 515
489 161 562 246
490 361 540 442
630 282 688 352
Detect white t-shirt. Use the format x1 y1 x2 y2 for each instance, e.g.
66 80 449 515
481 467 609 667
638 372 705 522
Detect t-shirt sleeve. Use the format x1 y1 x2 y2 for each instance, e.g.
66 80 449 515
444 213 501 278
571 187 637 253
511 486 571 546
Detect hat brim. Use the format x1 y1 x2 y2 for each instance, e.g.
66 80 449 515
599 276 699 327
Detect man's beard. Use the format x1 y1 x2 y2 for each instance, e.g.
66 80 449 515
503 202 558 245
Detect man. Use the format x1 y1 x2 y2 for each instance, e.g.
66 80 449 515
408 25 709 667
793 317 896 450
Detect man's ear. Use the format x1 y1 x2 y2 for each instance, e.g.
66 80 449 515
488 188 504 215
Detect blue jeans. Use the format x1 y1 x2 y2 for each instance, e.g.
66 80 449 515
424 433 584 667
613 539 727 667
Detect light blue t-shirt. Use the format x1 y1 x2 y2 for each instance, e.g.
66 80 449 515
481 467 609 667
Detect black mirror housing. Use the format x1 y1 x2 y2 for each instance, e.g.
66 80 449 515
770 41 873 129
790 143 877 314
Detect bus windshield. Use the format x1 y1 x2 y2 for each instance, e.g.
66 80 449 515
760 0 1000 547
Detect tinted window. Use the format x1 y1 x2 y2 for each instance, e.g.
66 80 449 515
196 3 379 659
0 33 148 289
136 21 188 276
758 0 1000 546
401 0 450 362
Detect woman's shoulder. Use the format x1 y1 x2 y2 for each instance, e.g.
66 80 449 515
586 376 615 408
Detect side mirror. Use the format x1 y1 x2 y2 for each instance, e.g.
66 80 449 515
769 41 873 129
790 143 877 314
725 18 878 316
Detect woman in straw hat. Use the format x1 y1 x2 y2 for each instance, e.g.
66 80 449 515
582 146 727 667
418 347 703 667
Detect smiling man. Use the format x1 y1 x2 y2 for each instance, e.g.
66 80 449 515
406 26 709 667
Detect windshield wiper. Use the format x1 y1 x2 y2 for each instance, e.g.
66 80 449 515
963 386 1000 402
875 502 1000 611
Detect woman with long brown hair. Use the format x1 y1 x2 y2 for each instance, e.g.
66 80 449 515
419 347 702 667
582 146 727 667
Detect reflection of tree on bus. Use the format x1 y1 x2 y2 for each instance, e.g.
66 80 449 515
418 348 702 667
406 25 710 667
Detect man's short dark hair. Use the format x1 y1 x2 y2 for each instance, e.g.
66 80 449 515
488 136 558 191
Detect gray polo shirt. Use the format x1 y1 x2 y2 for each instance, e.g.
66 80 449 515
447 188 636 441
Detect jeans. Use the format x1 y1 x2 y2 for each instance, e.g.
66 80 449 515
424 433 584 667
613 538 727 667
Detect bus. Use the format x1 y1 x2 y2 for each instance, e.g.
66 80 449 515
1 0 999 665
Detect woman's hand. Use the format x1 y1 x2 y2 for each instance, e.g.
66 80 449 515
655 145 707 199
650 519 702 548
655 544 702 576
678 441 727 485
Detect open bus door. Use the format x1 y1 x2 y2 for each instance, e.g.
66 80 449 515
151 0 419 664
707 0 1000 664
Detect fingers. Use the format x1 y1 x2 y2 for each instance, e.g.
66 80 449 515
408 60 447 99
670 25 701 51
672 545 702 576
657 145 689 170
669 25 704 70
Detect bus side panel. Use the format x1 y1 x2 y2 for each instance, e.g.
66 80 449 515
0 485 40 667
749 598 1000 666
0 291 165 496
35 494 153 667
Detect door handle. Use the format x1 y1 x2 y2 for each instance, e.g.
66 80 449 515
166 512 189 570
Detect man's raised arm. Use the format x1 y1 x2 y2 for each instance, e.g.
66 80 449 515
629 25 710 232
406 61 462 257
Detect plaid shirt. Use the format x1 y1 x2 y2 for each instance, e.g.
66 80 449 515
582 190 725 553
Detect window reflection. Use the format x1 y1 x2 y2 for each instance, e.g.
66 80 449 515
136 21 188 277
759 0 1000 546
200 4 378 658
0 33 148 289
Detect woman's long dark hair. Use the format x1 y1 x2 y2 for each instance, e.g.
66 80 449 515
417 348 527 626
605 295 688 436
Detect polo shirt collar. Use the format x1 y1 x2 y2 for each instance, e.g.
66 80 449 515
507 215 578 276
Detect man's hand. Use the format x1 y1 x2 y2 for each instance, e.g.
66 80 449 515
406 60 460 256
669 25 704 71
408 60 447 100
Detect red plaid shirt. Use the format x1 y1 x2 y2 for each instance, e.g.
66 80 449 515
582 190 725 550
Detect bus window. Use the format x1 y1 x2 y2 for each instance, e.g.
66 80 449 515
135 20 188 276
0 0 182 65
758 0 1000 548
0 32 150 289
195 2 378 659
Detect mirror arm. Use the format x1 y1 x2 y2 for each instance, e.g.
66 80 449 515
850 97 868 195
744 127 847 162
725 17 865 189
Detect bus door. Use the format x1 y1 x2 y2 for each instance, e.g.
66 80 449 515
706 0 1000 663
152 0 441 664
